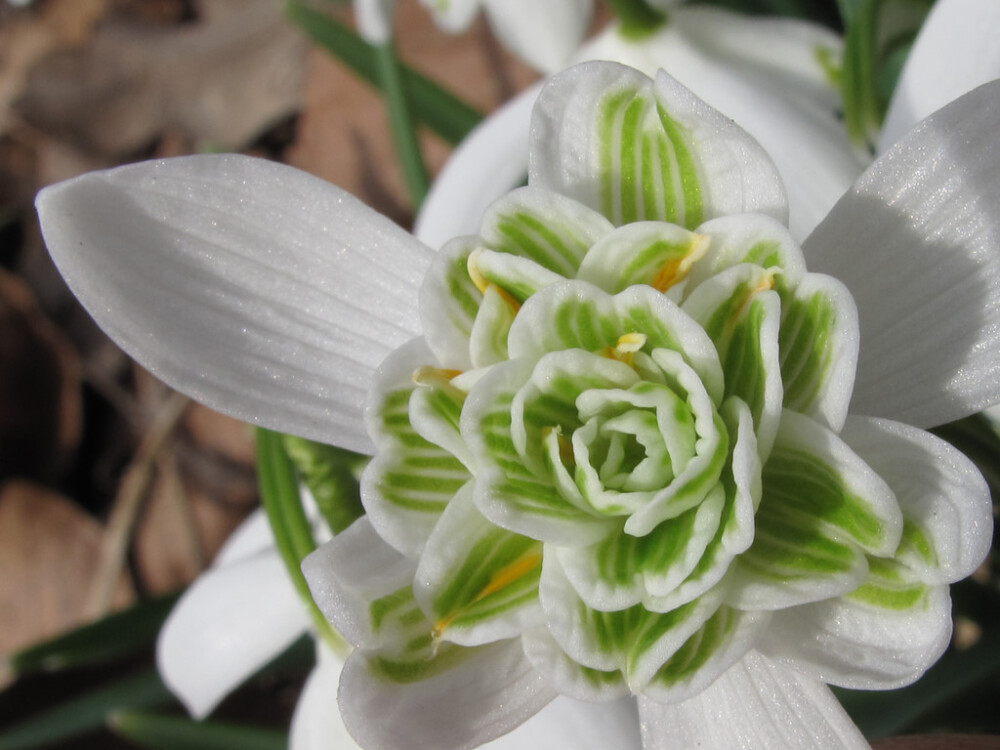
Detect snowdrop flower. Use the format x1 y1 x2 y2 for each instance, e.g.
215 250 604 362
354 0 594 74
36 57 998 750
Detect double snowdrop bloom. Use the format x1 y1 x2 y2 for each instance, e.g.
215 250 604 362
354 0 594 73
37 56 999 750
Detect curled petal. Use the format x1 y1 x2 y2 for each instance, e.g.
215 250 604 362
157 551 310 718
36 155 433 452
639 651 871 750
362 338 471 556
758 584 953 690
803 81 1000 429
302 517 417 650
577 14 861 239
840 416 993 585
338 640 555 750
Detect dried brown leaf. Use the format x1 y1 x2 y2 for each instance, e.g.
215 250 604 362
16 0 308 156
0 480 133 657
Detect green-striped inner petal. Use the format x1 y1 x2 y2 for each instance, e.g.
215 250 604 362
375 387 468 515
431 531 542 636
847 557 931 611
490 211 592 277
595 88 704 228
779 287 838 414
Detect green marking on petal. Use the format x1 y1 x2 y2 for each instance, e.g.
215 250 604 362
594 87 704 228
763 448 887 550
372 386 468 515
370 586 423 634
897 518 938 569
779 288 838 413
847 557 931 611
656 104 704 229
369 641 478 684
431 530 542 640
469 285 516 368
650 605 739 687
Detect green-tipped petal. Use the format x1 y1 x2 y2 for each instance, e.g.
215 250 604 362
420 236 483 371
729 410 903 610
481 186 614 278
759 579 952 690
777 273 859 433
414 484 543 647
557 485 725 612
338 639 555 750
840 416 993 585
508 283 725 404
529 62 787 230
682 263 783 458
463 357 620 545
575 222 710 295
363 339 471 556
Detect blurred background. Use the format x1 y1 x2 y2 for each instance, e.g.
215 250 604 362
1 1 997 748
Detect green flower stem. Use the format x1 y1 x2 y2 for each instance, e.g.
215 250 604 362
284 1 482 145
603 0 666 37
374 40 430 208
256 428 349 656
108 711 288 750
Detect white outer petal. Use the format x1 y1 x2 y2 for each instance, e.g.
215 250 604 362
290 647 361 750
414 84 539 250
37 154 433 453
156 551 310 718
338 641 556 750
212 508 275 567
638 651 871 750
481 695 642 749
482 0 594 74
803 81 1000 428
879 0 1000 151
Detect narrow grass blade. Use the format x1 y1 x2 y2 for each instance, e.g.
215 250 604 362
109 711 287 750
284 2 482 145
0 670 172 750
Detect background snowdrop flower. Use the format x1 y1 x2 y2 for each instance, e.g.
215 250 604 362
878 0 1000 150
35 58 1000 749
416 4 863 249
417 0 1000 251
354 0 594 73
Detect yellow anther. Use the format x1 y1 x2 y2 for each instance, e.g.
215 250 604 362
542 425 575 466
723 267 781 336
467 247 522 312
467 247 490 294
412 366 463 386
599 332 647 368
651 234 711 292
